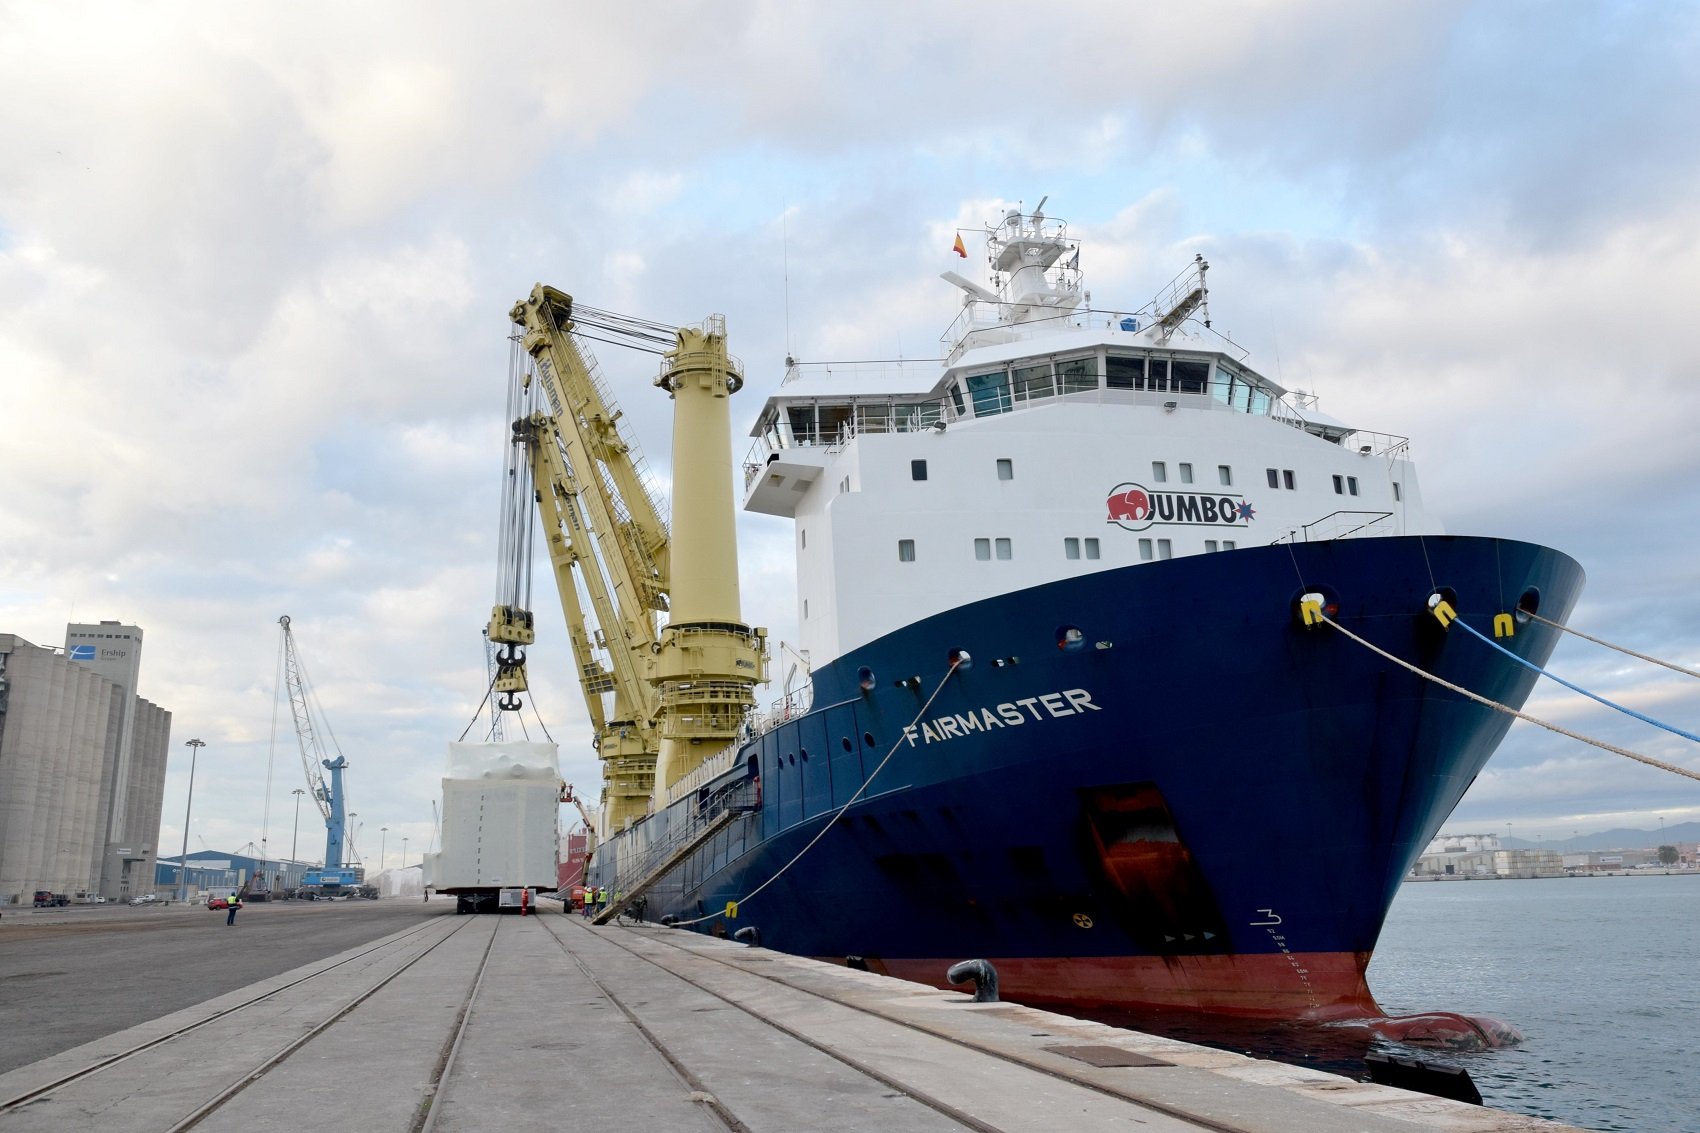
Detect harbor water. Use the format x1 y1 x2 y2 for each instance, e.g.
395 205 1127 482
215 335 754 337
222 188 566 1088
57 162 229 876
1081 874 1697 1132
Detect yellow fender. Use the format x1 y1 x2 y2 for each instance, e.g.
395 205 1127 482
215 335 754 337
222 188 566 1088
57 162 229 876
725 900 739 919
1494 613 1516 638
1429 598 1457 629
1299 595 1325 626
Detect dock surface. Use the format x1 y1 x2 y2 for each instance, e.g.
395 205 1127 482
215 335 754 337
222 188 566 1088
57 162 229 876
0 907 1583 1131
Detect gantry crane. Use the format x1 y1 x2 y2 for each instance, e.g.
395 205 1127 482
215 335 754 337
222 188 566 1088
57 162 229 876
490 285 767 832
277 615 359 895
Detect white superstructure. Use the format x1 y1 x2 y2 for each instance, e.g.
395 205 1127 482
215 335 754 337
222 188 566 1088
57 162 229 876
743 205 1439 669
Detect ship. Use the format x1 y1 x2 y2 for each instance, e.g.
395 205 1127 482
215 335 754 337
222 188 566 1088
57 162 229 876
583 202 1583 1035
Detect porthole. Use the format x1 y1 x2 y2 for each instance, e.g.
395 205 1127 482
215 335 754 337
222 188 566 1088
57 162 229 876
799 749 809 763
863 731 876 748
857 666 876 691
1057 625 1085 652
787 753 795 766
841 737 853 753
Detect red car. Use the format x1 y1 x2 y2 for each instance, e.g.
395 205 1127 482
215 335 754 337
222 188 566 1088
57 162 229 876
207 897 231 910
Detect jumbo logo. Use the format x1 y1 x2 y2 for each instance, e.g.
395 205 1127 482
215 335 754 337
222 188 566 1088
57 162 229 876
1106 482 1256 531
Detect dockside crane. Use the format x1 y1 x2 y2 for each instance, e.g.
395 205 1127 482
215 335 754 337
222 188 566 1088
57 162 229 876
277 615 360 896
490 285 766 832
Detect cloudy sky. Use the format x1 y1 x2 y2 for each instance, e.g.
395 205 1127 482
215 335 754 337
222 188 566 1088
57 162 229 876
3 1 1698 873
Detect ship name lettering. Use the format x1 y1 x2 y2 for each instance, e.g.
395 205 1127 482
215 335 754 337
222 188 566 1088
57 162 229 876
901 689 1101 746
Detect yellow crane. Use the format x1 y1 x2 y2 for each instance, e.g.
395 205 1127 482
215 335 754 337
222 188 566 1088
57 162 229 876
491 286 766 831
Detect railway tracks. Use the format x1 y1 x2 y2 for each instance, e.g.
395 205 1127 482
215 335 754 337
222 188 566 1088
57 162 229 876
0 909 1488 1133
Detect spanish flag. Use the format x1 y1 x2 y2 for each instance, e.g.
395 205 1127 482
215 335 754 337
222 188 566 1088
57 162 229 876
952 233 967 258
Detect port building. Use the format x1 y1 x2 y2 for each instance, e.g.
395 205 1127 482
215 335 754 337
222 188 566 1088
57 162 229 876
0 623 171 905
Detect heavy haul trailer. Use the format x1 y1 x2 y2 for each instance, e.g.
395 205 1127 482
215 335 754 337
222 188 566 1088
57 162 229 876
423 742 561 914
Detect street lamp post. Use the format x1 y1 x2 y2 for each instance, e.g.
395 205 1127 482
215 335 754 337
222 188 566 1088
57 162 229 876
380 826 388 874
291 788 305 862
401 836 408 869
177 739 206 904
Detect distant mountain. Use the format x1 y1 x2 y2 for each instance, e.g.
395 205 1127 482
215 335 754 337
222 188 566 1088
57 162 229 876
1494 821 1700 852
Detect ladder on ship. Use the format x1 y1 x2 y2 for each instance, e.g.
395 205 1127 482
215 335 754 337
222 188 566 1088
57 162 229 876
591 778 758 925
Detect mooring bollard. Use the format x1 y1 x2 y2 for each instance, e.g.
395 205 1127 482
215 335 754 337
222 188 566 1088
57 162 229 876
946 958 999 1002
733 925 761 947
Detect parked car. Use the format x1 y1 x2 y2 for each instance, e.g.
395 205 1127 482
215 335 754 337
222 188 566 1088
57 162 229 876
33 890 59 908
128 893 157 905
207 896 230 910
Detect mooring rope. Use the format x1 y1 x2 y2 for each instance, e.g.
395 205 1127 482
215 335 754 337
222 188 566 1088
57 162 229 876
1450 618 1700 745
1521 609 1700 681
1316 612 1700 784
653 660 963 929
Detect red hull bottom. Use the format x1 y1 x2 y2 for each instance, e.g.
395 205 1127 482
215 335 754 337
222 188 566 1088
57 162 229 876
846 951 1521 1049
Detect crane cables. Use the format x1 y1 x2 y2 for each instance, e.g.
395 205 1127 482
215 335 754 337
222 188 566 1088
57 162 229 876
496 333 539 620
567 304 678 355
1313 610 1700 784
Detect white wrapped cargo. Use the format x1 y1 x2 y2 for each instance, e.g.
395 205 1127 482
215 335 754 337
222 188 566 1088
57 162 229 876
423 742 560 911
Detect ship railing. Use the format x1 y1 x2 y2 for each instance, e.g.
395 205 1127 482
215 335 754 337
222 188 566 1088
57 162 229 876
938 302 1253 363
597 777 759 921
744 685 814 740
1269 510 1397 544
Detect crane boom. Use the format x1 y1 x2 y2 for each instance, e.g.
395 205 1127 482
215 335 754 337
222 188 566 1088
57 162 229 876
277 616 358 891
491 285 768 832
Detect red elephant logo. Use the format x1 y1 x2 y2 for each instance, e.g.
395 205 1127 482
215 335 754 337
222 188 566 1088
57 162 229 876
1107 485 1151 523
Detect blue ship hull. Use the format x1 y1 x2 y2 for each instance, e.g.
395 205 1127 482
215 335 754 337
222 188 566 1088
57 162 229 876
590 535 1582 1019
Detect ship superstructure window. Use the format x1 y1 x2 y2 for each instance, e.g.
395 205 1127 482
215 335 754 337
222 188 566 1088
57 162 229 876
1222 540 1236 550
1145 358 1169 390
966 370 1012 417
1066 537 1080 559
1333 474 1345 494
1157 539 1172 559
1269 468 1296 489
898 539 916 562
1057 356 1099 393
975 538 990 561
1205 539 1218 553
995 537 1012 560
1084 537 1099 559
1283 470 1296 490
1138 538 1154 560
1179 462 1194 484
1347 476 1359 496
1152 461 1167 483
1266 468 1279 489
1171 360 1208 394
1218 465 1232 486
1012 362 1053 403
911 460 928 481
1106 354 1143 389
1393 483 1403 501
800 529 807 549
996 458 1013 480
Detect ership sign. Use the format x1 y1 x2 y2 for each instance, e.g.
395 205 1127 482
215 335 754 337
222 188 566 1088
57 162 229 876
1106 483 1256 532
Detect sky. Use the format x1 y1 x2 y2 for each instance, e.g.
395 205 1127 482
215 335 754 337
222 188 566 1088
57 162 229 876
3 1 1699 873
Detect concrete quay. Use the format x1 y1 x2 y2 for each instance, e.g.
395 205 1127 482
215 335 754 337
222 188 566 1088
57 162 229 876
0 906 1584 1132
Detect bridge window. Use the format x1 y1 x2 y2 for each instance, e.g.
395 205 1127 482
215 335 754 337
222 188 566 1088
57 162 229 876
966 370 1011 417
1013 362 1053 403
1171 360 1208 394
898 539 915 562
1057 356 1099 393
1144 358 1170 391
1107 355 1143 389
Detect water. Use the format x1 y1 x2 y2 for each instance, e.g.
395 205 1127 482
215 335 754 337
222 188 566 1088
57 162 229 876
1368 874 1700 1132
1086 875 1699 1132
